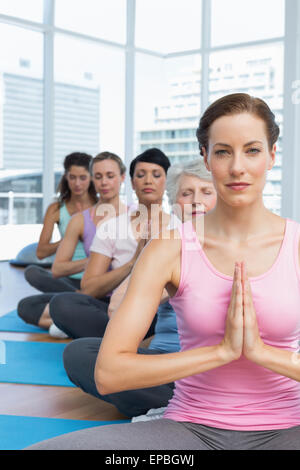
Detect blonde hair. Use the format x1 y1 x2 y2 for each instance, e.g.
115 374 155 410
91 151 126 175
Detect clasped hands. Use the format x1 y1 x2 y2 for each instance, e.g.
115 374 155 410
220 261 266 363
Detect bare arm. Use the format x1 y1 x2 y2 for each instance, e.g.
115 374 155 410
95 231 238 396
51 213 88 278
107 276 130 318
80 251 118 297
241 241 300 382
251 346 300 382
80 237 148 298
36 202 61 259
108 275 169 318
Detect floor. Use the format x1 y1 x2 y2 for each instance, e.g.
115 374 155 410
0 261 127 422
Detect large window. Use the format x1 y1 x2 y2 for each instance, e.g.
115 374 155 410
211 0 284 46
0 0 299 259
135 0 202 54
55 0 126 44
209 44 284 214
54 34 125 182
135 53 201 165
135 0 286 216
0 0 43 23
0 23 43 225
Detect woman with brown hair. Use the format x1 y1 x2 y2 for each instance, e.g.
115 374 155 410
24 152 97 293
28 94 300 450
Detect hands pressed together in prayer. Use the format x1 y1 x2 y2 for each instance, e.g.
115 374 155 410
220 261 265 363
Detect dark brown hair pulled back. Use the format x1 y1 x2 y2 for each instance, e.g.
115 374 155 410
196 93 280 156
57 152 97 206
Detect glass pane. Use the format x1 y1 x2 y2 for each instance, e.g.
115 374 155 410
209 43 284 215
0 197 8 225
135 0 202 54
0 24 43 227
0 0 43 22
13 196 43 224
211 0 285 47
55 0 126 44
135 53 201 209
54 34 125 186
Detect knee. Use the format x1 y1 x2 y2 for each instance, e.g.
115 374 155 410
17 297 29 322
63 340 85 376
49 293 73 326
63 338 101 386
24 265 39 285
17 296 36 325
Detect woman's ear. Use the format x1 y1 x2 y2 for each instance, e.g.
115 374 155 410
202 147 211 172
268 144 276 171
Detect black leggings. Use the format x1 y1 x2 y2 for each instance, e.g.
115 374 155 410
26 419 300 450
63 337 174 418
25 265 81 293
18 291 156 340
17 292 110 332
50 292 157 339
49 292 110 338
18 293 55 327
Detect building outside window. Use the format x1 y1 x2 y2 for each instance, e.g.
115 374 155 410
1 0 300 261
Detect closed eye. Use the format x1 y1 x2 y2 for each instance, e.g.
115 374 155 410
215 149 229 156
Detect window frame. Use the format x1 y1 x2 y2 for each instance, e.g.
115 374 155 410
0 0 298 219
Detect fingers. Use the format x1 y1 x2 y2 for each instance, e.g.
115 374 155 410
229 262 242 314
234 262 243 315
241 261 254 312
222 262 243 361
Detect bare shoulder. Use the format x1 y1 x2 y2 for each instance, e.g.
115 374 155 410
48 201 60 212
151 226 181 249
65 211 84 235
272 213 287 232
269 214 289 245
143 227 181 266
47 201 60 214
71 211 84 224
130 228 181 289
44 202 60 223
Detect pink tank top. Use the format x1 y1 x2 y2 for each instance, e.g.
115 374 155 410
164 218 300 431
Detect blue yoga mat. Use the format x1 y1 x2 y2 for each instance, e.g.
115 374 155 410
0 340 74 387
0 310 47 334
0 414 129 450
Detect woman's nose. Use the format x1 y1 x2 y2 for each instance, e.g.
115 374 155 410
192 191 204 206
145 173 153 184
229 154 246 176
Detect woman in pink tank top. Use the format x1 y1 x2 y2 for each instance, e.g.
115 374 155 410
29 94 300 450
